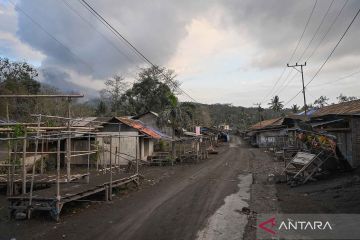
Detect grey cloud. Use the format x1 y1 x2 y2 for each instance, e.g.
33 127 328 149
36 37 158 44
40 66 98 98
16 0 211 79
221 0 360 69
8 0 360 102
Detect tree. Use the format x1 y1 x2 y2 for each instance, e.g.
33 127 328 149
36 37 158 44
291 104 299 113
0 57 40 94
0 58 41 121
313 96 329 108
158 94 194 159
337 93 358 103
101 75 128 115
121 65 179 115
268 95 283 112
96 100 107 116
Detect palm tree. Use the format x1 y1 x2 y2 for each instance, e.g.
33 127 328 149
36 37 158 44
291 104 299 113
158 94 194 159
268 95 284 112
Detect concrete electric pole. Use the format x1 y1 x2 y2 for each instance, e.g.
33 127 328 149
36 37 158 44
287 62 307 117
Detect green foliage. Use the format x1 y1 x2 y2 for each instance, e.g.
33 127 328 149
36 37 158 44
291 104 299 113
158 140 165 151
313 96 329 108
189 103 288 130
158 95 195 136
337 93 358 103
120 65 179 115
268 95 284 112
101 75 128 115
96 100 107 116
11 124 26 137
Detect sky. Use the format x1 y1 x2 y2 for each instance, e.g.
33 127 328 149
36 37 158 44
0 0 359 107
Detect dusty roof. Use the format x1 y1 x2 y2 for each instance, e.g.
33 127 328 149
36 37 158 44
312 99 360 117
70 117 111 128
70 117 98 127
132 111 159 119
114 117 170 140
249 117 284 130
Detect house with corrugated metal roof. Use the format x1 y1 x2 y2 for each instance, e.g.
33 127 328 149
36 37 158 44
246 117 286 147
245 115 311 148
132 111 174 138
310 99 360 168
97 117 171 166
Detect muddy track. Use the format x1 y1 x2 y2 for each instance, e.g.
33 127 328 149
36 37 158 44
1 137 253 240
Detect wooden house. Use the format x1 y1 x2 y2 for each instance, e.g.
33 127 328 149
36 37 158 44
97 117 171 166
310 100 360 168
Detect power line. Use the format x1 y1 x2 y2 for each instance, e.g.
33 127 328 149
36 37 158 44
59 0 140 80
273 70 299 96
305 8 360 88
284 90 302 107
311 68 360 87
8 0 94 72
288 0 318 63
78 0 198 103
297 0 335 62
260 0 318 104
60 0 140 68
305 0 349 62
284 7 360 106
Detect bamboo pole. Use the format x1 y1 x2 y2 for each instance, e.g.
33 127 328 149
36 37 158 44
6 100 11 196
0 150 97 154
10 140 18 196
115 146 118 170
136 136 139 175
102 139 105 173
56 138 61 202
40 138 44 174
109 136 112 201
28 114 41 218
96 141 99 171
118 125 121 172
86 126 91 184
22 131 27 194
66 97 71 182
0 94 84 98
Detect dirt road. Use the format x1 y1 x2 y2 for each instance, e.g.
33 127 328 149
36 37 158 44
1 136 253 240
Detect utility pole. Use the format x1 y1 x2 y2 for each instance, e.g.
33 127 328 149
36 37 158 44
287 62 307 117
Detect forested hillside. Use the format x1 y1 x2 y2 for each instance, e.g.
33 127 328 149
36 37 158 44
0 58 289 130
189 103 288 130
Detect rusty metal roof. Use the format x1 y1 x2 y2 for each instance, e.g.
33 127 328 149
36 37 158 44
249 117 284 130
114 117 170 139
312 99 360 117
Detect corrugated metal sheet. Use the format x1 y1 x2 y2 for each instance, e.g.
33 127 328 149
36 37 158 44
70 117 97 127
114 117 170 140
312 99 360 117
250 117 284 130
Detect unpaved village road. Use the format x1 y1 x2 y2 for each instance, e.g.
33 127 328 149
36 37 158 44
1 136 254 240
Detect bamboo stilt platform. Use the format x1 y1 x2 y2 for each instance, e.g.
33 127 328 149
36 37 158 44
7 171 139 221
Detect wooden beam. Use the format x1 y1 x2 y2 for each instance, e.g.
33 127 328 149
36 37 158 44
0 94 83 98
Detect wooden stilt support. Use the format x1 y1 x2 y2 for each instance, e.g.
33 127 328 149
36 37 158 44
28 114 42 219
109 137 113 201
66 97 71 182
40 138 44 174
22 132 27 194
86 127 91 184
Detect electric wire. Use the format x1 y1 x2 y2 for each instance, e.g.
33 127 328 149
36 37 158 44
260 0 318 104
78 0 198 103
283 8 359 107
